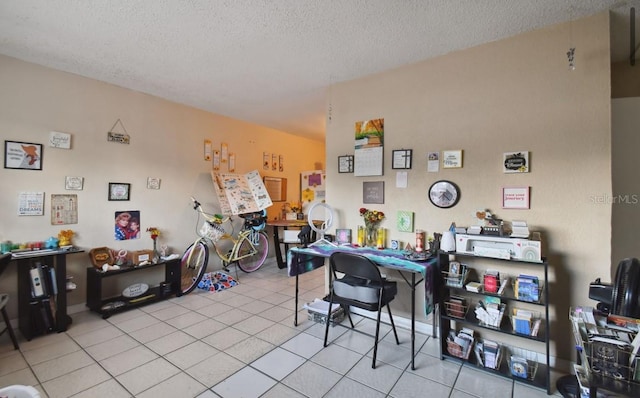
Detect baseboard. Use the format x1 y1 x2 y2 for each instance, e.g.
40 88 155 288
68 303 88 315
348 306 437 337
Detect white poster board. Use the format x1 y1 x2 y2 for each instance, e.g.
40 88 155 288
211 170 273 215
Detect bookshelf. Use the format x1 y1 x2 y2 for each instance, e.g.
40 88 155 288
13 248 84 340
438 251 551 395
86 258 181 318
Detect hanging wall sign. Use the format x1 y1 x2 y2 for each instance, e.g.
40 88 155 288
107 119 130 144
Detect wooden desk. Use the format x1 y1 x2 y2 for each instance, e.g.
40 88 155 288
288 244 438 370
267 219 320 269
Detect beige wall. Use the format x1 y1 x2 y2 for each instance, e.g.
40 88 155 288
325 12 611 363
612 97 640 265
0 54 325 315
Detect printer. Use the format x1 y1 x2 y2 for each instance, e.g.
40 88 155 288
455 234 542 262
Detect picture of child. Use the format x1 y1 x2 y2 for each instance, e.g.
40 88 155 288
114 210 141 240
128 217 141 239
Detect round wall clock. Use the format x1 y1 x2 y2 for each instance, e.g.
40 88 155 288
429 180 460 208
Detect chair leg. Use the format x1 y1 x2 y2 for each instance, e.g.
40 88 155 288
323 293 334 347
1 306 19 350
372 307 383 369
345 306 355 328
386 304 400 345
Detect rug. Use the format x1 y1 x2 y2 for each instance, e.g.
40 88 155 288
196 271 238 293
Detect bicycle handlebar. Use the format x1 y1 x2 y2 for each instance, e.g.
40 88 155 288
190 196 201 210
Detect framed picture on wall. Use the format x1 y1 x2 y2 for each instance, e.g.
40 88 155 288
363 181 384 204
502 186 530 209
338 155 354 173
109 183 131 201
442 150 463 168
392 149 412 169
4 140 43 170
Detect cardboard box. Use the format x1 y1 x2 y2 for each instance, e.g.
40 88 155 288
129 250 154 265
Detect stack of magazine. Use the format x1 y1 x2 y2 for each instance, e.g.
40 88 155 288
475 339 501 370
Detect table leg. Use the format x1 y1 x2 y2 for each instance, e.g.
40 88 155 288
294 273 299 326
411 272 416 370
273 226 285 269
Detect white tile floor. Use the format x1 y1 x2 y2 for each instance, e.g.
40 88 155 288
0 260 561 397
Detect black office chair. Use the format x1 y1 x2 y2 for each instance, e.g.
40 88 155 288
0 253 19 350
324 252 399 368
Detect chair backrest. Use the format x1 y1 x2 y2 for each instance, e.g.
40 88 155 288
329 252 382 282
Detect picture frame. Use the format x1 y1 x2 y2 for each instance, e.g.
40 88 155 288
147 177 161 190
263 176 287 202
4 140 43 170
397 210 414 232
335 229 352 245
503 151 530 173
392 149 412 169
502 186 530 209
363 181 384 204
65 176 84 190
108 182 131 201
338 155 354 173
442 150 463 168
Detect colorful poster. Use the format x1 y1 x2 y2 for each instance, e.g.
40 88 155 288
354 118 384 176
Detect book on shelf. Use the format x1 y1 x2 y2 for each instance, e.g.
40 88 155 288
483 270 500 293
510 355 529 379
475 300 504 327
530 319 541 337
497 277 509 295
512 308 538 335
465 281 483 293
515 274 539 302
483 339 500 369
447 295 467 318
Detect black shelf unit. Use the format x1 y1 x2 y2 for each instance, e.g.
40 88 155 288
86 258 181 318
438 251 551 394
14 248 84 340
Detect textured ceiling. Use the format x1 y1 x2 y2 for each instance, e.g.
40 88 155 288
1 0 638 142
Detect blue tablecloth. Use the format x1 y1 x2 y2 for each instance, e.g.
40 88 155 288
287 244 438 315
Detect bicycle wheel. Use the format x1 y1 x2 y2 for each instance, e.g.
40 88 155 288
237 232 269 273
181 241 209 294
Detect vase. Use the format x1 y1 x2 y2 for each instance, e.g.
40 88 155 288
365 224 378 247
153 239 160 263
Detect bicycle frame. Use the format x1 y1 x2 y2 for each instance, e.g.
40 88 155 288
212 228 262 265
186 197 266 268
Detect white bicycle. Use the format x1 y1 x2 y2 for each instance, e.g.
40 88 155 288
180 197 269 295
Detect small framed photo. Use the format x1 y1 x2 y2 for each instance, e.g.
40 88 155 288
147 177 161 190
442 150 463 168
503 151 529 173
4 141 43 170
392 149 412 169
397 210 414 232
108 182 131 201
338 155 354 173
335 229 352 245
65 176 84 190
502 186 530 209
